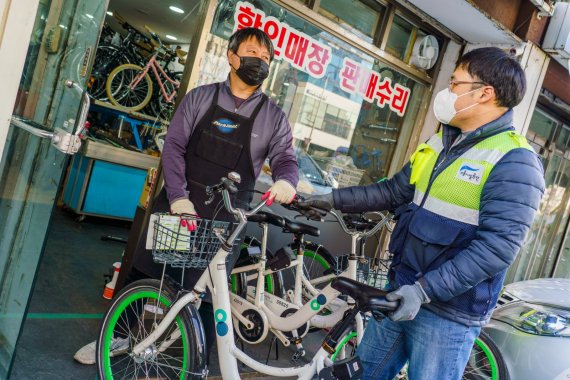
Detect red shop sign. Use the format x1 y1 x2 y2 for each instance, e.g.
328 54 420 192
234 1 331 79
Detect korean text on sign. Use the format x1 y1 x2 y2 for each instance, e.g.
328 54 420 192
234 1 332 79
339 57 411 117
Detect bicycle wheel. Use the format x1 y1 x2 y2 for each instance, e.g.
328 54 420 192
230 237 284 298
462 332 508 380
280 242 336 302
149 71 181 121
96 279 204 380
385 331 508 380
88 45 129 101
106 63 153 111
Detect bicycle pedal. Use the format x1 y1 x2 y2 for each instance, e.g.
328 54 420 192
290 348 306 363
318 367 336 380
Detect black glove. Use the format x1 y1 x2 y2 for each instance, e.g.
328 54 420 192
295 192 334 221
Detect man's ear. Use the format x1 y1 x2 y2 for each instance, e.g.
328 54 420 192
227 50 235 70
479 85 496 104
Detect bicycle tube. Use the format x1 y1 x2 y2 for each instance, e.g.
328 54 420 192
96 279 206 379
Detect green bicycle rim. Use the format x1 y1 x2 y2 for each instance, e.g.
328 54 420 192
474 337 499 380
331 331 357 362
304 249 331 270
303 249 332 316
230 271 275 295
103 290 189 379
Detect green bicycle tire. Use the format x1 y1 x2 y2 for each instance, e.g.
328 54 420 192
96 279 203 379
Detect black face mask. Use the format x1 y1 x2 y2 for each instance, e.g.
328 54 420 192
234 55 269 86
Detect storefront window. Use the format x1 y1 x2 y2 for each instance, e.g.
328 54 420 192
317 0 384 44
385 14 414 62
202 0 428 194
509 110 570 282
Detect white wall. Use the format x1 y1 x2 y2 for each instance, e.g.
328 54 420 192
417 40 462 145
0 0 41 161
512 42 550 135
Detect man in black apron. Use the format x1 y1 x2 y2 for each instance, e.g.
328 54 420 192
75 27 299 365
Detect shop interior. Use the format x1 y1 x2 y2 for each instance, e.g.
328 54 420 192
5 0 444 377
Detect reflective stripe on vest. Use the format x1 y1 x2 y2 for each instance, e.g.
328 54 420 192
410 130 532 226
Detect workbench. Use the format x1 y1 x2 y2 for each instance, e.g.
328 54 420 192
63 139 160 220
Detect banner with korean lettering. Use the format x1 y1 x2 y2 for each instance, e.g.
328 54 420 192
234 1 331 79
339 57 411 117
233 1 411 117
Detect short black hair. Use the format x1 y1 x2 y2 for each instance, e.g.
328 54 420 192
228 27 275 62
458 47 526 109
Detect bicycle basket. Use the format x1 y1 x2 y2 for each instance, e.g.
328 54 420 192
150 213 233 269
356 258 391 290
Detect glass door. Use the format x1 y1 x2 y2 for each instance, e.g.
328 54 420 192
508 110 570 283
0 0 107 376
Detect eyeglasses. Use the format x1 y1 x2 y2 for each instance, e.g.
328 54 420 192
449 80 488 89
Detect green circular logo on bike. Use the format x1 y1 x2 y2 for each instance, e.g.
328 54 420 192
215 309 227 323
310 299 320 311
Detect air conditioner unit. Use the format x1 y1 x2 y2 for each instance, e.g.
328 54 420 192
542 2 570 59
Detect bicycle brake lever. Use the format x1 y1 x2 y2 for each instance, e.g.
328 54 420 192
205 187 215 205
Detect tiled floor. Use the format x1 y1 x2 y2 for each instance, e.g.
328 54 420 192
10 208 325 379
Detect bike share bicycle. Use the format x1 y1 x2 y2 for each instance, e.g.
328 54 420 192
95 172 398 379
228 201 393 361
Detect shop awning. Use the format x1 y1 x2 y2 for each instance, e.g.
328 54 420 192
406 0 522 44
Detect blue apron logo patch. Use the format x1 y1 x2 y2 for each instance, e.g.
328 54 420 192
456 163 484 185
213 118 239 134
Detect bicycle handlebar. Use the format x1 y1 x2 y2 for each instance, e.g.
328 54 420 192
288 196 392 238
328 209 392 238
206 173 268 220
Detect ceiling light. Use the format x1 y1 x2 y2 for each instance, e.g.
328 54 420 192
169 6 185 14
107 11 113 16
166 35 178 41
86 14 94 19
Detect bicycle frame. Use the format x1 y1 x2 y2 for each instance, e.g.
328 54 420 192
132 194 337 379
229 224 353 334
130 54 179 103
230 211 392 344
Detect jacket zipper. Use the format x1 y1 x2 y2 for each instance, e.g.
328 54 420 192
419 151 449 208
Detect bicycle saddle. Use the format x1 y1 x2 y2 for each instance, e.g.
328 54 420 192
331 277 398 312
282 216 320 237
248 210 285 228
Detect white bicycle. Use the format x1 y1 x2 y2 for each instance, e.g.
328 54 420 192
229 202 393 359
95 172 398 379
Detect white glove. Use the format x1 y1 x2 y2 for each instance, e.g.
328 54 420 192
262 180 296 205
170 199 198 231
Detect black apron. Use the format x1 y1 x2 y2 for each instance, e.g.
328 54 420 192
132 83 266 292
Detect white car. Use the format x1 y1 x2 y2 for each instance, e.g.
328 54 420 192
467 278 570 380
